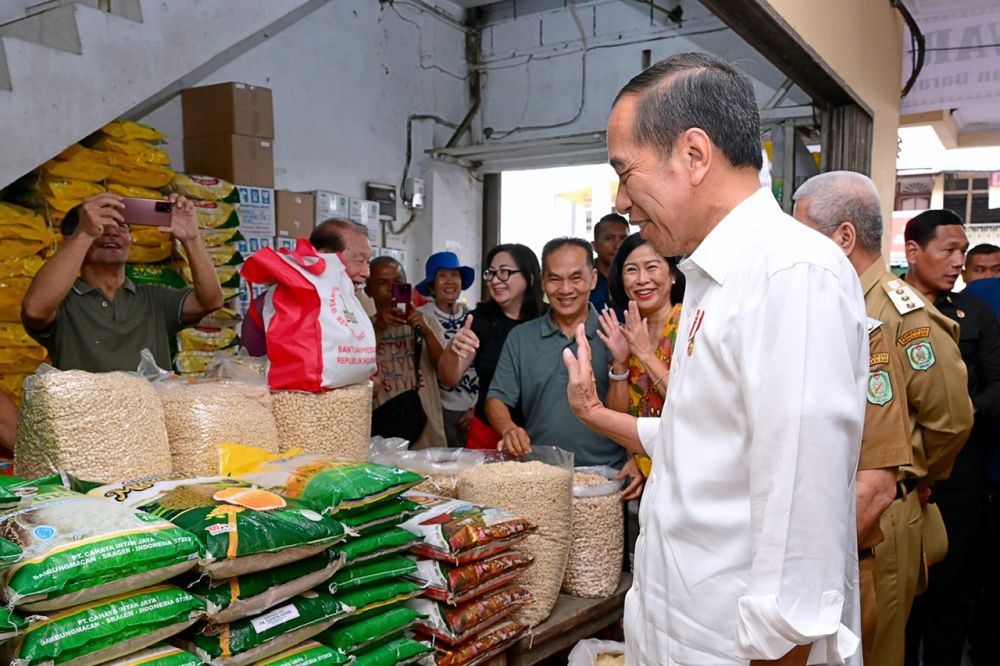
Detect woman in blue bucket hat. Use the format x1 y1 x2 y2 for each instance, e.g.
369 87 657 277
416 252 479 447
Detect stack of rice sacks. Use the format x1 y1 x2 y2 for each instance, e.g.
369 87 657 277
188 443 437 665
0 205 52 412
171 174 246 377
398 491 537 665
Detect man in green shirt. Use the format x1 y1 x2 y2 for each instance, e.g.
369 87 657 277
21 192 224 372
487 238 641 491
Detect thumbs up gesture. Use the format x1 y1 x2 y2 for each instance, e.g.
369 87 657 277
449 314 480 359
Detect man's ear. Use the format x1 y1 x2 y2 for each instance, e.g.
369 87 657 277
681 128 713 187
834 221 857 254
905 239 921 265
590 267 598 290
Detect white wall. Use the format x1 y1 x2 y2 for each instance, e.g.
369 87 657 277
139 0 481 291
0 1 39 25
476 0 808 144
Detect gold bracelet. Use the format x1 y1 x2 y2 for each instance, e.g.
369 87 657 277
651 372 667 390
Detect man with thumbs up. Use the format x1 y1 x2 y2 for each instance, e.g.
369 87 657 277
416 251 479 447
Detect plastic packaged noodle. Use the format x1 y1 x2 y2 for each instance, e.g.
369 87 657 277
177 327 240 352
104 643 202 666
176 349 236 376
201 227 243 247
336 527 422 567
178 591 352 666
109 163 176 189
173 174 240 203
0 278 31 321
252 640 352 666
408 551 534 606
333 580 426 620
91 136 171 166
328 555 417 594
128 242 174 264
100 119 166 142
108 182 168 199
180 264 241 288
3 585 205 665
0 256 44 280
352 637 432 666
316 606 423 655
399 491 535 565
130 225 172 247
430 619 527 666
183 550 346 624
336 497 422 535
407 586 533 646
0 346 47 374
0 485 200 610
220 445 424 515
91 474 348 578
191 201 239 229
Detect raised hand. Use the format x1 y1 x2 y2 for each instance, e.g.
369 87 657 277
166 193 199 242
449 315 480 359
563 323 604 424
622 300 654 358
595 306 630 365
77 193 125 238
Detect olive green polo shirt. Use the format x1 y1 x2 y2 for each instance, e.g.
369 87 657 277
487 304 627 468
29 278 191 373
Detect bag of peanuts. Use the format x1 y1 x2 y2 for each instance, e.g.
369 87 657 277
457 446 574 627
271 384 373 461
219 444 424 515
562 466 624 598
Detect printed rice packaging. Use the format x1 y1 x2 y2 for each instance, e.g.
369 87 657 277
328 556 418 594
336 498 421 535
353 637 432 666
336 528 422 567
333 581 426 621
316 607 423 655
253 640 351 666
104 643 202 666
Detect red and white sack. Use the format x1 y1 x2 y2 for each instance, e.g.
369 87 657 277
241 238 376 391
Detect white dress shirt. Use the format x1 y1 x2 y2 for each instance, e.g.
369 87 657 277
625 187 867 665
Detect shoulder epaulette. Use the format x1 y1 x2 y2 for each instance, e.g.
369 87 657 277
867 317 883 334
882 279 925 315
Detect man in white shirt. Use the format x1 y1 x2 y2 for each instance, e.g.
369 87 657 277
563 52 868 665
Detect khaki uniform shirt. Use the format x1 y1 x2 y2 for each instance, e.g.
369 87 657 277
860 263 973 481
860 320 912 472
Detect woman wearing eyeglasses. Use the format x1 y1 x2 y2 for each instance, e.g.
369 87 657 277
438 243 545 449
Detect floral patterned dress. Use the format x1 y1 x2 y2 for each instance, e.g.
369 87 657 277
627 303 682 418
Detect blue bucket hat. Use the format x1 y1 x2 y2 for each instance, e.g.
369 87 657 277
416 251 475 296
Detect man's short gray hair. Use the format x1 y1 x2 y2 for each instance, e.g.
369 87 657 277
793 171 883 253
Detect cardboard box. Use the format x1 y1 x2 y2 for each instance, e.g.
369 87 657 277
235 234 274 258
182 82 274 139
275 191 316 238
183 135 275 188
350 198 381 246
314 190 349 222
236 186 275 237
274 236 297 252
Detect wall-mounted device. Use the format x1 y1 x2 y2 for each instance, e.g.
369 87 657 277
403 177 424 210
365 182 397 221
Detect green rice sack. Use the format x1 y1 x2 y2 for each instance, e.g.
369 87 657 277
352 637 432 666
336 528 421 567
0 485 200 610
104 643 202 665
5 585 205 665
336 498 421 535
251 640 351 666
220 445 424 515
177 591 353 666
90 475 348 578
0 609 27 643
316 607 422 655
334 581 425 621
328 556 417 594
0 537 21 570
184 551 346 623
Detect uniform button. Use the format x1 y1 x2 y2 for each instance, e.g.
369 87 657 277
102 301 108 308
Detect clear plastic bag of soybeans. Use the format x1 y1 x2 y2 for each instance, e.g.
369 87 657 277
562 466 624 598
457 445 574 627
371 444 486 499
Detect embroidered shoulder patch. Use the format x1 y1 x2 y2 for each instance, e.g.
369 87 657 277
906 340 936 371
897 326 930 347
868 370 893 406
870 352 890 367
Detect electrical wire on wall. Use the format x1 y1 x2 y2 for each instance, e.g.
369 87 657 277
388 114 461 236
890 0 925 97
381 1 470 81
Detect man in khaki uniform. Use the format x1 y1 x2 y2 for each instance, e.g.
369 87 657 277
793 172 972 666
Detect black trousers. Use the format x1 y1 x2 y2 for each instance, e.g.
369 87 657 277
905 487 984 666
969 483 1000 666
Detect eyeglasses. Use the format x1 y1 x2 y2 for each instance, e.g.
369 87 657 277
483 268 523 282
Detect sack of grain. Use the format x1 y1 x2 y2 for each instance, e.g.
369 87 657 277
316 606 422 655
328 555 417 594
352 637 432 666
408 551 534 606
337 497 422 535
399 491 535 565
254 640 352 666
90 475 348 579
178 591 352 666
219 444 423 515
104 643 202 666
155 379 281 476
457 446 574 627
429 618 527 666
272 384 373 461
407 586 533 645
0 485 200 610
15 366 172 482
371 447 487 499
4 585 204 665
183 550 346 624
333 580 426 622
562 467 624 598
336 527 422 567
566 639 626 666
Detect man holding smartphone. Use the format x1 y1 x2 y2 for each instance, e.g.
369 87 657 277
21 192 225 373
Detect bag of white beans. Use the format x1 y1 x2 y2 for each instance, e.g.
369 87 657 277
371 446 486 499
562 466 624 598
457 445 574 628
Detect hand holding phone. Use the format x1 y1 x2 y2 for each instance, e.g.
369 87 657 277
121 197 173 227
391 283 412 314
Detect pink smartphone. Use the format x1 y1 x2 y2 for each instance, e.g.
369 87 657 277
391 283 412 312
121 197 172 227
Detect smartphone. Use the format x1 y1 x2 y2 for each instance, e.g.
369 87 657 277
391 283 412 313
121 197 172 227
